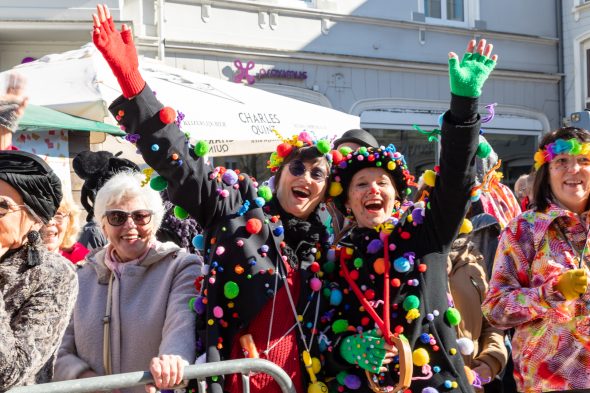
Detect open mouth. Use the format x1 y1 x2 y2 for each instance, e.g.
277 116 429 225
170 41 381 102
292 187 311 199
364 200 383 212
121 234 143 241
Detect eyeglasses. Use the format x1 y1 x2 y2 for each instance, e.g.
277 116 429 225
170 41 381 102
287 159 328 182
49 212 70 224
104 209 154 227
549 155 590 172
0 197 41 222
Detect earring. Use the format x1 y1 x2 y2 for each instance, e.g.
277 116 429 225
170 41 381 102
25 230 43 267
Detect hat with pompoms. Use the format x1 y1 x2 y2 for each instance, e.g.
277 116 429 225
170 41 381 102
267 130 332 172
329 144 417 214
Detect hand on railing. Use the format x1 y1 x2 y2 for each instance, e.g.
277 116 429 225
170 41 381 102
145 355 188 393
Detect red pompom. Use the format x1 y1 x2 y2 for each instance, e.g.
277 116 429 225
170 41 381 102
245 218 263 235
276 142 293 158
310 261 321 273
331 150 344 165
159 106 176 124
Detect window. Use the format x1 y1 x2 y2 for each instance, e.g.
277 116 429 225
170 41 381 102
425 0 464 21
586 48 590 109
424 0 472 27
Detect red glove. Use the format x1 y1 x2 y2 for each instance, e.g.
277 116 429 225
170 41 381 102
92 5 145 98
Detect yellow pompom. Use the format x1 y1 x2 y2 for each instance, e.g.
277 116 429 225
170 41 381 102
412 348 430 367
423 169 436 187
406 308 420 321
387 161 397 171
329 182 343 197
311 357 321 374
459 218 473 234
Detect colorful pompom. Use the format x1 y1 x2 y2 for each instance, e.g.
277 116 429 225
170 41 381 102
173 205 189 219
150 176 168 191
159 106 176 124
194 140 209 157
245 218 263 234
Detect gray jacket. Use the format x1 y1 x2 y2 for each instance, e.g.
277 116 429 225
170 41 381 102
54 241 201 393
0 245 78 391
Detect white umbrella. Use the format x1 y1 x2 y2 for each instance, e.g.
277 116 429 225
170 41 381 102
1 44 360 156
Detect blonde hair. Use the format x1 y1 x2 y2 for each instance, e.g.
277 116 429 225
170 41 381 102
58 195 83 249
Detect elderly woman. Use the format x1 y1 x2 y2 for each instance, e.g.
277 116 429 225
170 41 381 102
54 172 201 393
0 150 77 390
92 5 333 393
483 127 590 392
41 196 89 263
322 39 497 392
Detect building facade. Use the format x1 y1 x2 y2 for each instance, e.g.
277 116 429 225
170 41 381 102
0 0 562 186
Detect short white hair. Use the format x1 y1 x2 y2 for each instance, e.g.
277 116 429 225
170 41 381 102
94 171 165 238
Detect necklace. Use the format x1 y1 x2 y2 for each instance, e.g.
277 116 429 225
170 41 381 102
339 234 413 392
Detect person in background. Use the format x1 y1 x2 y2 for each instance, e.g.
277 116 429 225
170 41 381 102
41 195 89 264
514 172 534 211
483 127 590 392
54 172 201 393
326 129 380 239
0 150 77 390
73 150 139 250
0 73 28 151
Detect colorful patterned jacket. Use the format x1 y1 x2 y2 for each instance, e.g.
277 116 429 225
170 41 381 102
482 204 590 392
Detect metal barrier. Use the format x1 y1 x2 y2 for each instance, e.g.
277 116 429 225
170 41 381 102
7 359 295 393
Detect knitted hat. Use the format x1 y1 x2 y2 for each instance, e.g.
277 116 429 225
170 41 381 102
73 150 139 221
329 144 416 214
333 129 379 149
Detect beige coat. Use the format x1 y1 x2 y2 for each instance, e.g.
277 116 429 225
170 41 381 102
448 236 508 378
54 242 201 393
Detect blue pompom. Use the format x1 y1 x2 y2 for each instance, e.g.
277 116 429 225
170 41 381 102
192 234 204 250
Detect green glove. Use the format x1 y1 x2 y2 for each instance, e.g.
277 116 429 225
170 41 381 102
555 269 588 301
448 52 496 98
339 329 389 373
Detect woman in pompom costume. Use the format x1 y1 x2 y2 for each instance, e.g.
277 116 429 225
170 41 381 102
92 4 335 393
320 39 497 393
483 127 590 393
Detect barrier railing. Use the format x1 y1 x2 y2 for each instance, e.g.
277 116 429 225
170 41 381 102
6 359 295 393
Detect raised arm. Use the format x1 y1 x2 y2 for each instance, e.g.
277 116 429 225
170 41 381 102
423 39 497 252
92 4 253 228
0 73 28 150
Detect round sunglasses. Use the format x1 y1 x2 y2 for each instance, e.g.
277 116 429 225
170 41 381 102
287 159 328 182
104 209 154 227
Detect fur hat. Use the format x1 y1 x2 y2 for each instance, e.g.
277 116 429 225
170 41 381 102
73 150 139 221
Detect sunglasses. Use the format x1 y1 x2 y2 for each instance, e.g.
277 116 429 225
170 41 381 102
104 209 154 227
287 159 328 182
0 197 41 222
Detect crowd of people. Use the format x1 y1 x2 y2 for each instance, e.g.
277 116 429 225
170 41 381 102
2 3 590 393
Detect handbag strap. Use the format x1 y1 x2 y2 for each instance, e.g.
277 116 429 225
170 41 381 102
103 272 114 375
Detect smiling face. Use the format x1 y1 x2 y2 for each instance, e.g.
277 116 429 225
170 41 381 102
41 210 70 252
101 196 155 262
275 157 329 219
345 167 397 229
0 180 40 257
548 154 590 214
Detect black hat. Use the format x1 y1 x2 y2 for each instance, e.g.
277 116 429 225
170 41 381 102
0 150 62 223
73 150 139 221
333 129 379 149
329 144 416 214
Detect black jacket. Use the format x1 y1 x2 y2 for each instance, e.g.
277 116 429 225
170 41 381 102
321 95 479 393
109 85 329 393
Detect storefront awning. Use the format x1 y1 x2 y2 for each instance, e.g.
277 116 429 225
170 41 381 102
19 104 124 135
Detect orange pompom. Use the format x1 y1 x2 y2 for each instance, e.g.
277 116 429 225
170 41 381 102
159 106 176 124
331 150 344 165
276 142 293 158
245 218 263 235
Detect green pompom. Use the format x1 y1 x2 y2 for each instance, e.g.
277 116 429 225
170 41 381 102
150 176 168 191
402 295 420 311
359 146 368 155
174 205 189 219
476 141 492 158
353 257 363 269
194 140 209 157
445 307 462 326
224 281 240 299
336 371 349 386
339 146 353 155
257 185 273 202
316 139 331 154
188 297 196 311
332 319 349 334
